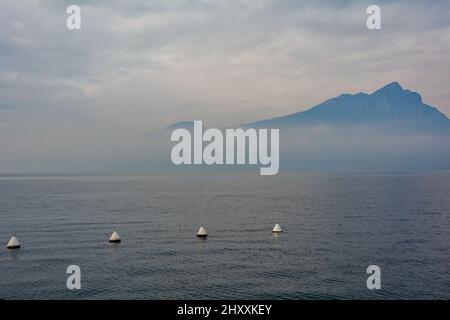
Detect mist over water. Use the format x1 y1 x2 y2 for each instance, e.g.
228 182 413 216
1 172 449 299
279 126 450 170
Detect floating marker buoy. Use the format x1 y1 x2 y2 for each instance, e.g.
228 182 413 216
196 226 207 238
7 235 21 249
109 230 121 243
272 224 282 233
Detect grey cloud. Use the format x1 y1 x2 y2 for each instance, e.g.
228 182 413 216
0 0 449 172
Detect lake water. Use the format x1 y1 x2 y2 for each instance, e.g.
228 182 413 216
0 172 449 299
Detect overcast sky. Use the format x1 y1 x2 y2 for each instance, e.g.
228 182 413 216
0 0 449 172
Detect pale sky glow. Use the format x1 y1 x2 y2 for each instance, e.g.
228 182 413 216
0 0 449 172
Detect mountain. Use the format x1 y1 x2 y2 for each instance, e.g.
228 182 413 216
164 121 196 132
165 82 450 170
245 82 450 135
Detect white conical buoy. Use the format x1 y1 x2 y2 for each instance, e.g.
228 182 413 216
196 226 207 238
109 230 121 243
272 224 282 233
7 235 21 249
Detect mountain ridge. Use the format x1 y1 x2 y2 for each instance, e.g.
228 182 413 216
164 82 450 170
245 82 449 131
166 82 450 136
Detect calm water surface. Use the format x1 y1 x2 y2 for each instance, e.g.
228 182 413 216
0 172 449 299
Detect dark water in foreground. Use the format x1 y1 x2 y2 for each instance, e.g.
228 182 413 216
0 172 449 299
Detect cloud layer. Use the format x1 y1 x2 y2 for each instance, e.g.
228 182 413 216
1 0 449 172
